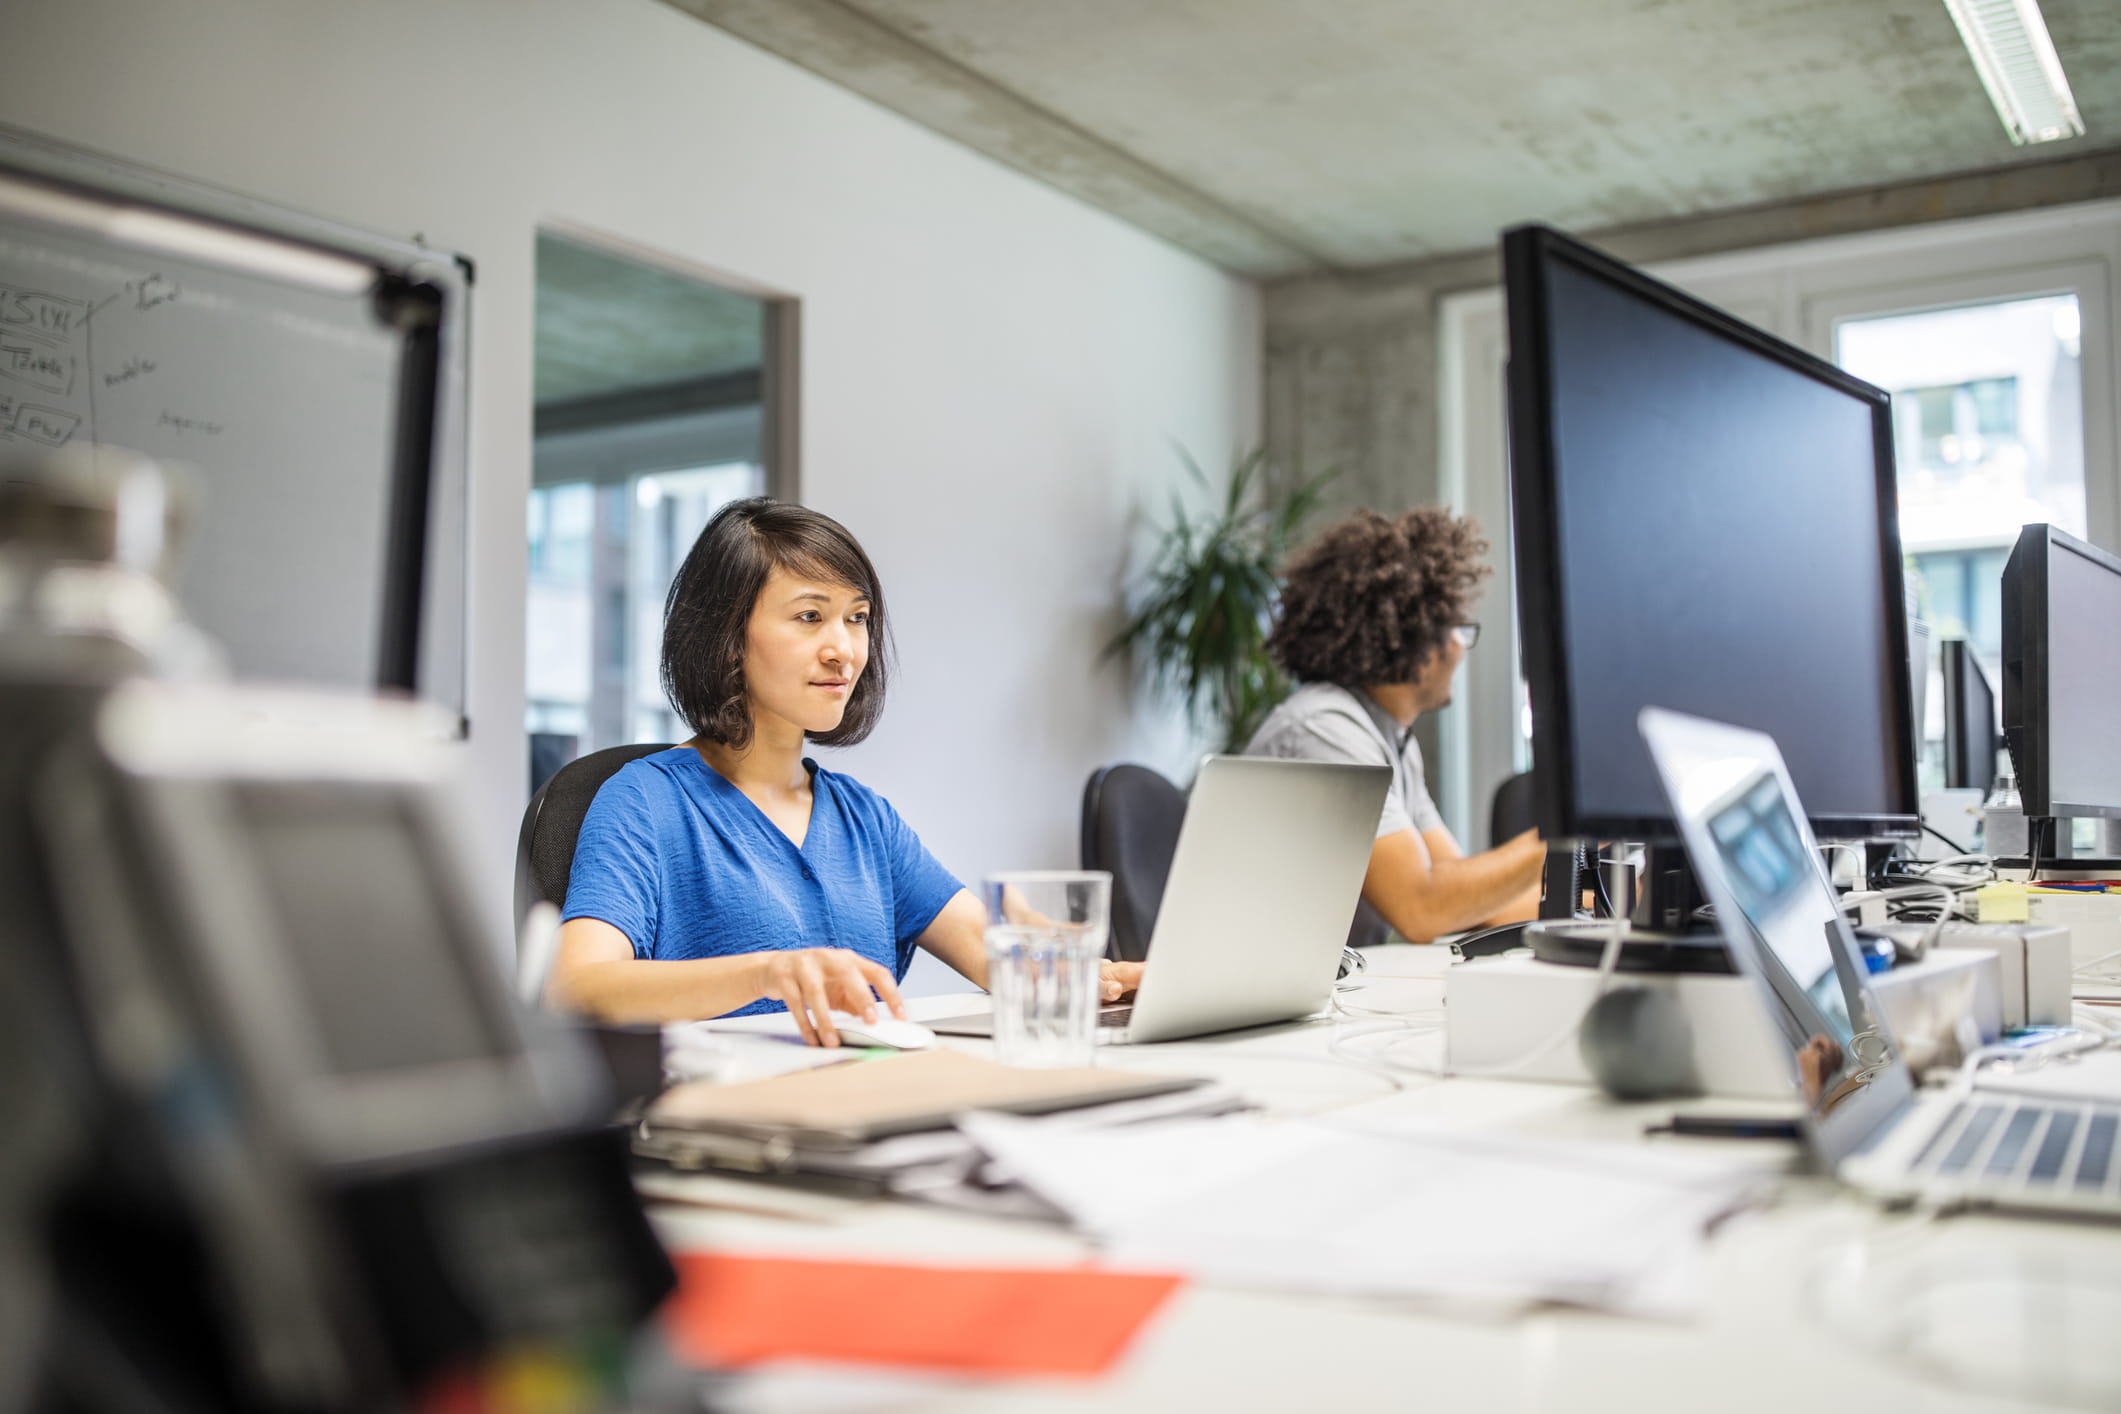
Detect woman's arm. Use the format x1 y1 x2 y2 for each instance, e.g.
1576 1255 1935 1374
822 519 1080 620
915 889 1143 1001
546 916 907 1045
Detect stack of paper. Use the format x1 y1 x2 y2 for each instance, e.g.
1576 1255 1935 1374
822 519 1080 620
961 1111 1771 1319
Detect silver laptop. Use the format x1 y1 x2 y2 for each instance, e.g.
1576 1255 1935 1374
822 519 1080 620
931 755 1390 1045
1641 707 2121 1218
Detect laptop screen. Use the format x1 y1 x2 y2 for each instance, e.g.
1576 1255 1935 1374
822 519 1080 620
1701 771 1888 1110
1642 708 1916 1160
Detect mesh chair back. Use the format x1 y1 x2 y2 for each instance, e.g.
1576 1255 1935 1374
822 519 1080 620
515 742 673 927
1489 769 1538 849
1079 763 1187 964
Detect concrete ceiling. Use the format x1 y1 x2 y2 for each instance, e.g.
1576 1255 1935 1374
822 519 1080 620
663 0 2121 277
534 232 763 407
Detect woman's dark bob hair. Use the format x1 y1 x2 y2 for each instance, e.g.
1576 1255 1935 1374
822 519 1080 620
1266 507 1489 688
660 497 888 750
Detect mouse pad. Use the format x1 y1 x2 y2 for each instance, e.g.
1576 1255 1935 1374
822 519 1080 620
663 1252 1184 1376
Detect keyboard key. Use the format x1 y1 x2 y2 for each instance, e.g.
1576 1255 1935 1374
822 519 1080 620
2030 1112 2080 1184
2078 1114 2116 1190
1984 1108 2042 1178
1910 1103 1965 1171
1939 1104 2004 1175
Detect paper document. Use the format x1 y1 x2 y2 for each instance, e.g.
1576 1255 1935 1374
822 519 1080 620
1972 1046 2121 1103
960 1112 1769 1319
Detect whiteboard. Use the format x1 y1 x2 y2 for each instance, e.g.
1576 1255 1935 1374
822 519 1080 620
0 126 468 724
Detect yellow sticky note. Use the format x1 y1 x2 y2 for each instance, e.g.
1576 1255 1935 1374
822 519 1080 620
1976 882 2031 924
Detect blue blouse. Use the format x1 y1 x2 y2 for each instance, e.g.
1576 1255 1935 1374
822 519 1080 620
561 748 963 1017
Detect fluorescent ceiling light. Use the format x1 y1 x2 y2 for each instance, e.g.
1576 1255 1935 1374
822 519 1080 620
1941 0 2086 145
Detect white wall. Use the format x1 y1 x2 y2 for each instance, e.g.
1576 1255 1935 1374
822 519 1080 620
1 0 1257 963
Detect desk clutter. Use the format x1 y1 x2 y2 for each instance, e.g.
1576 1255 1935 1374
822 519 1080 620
637 1048 1243 1215
631 1029 1773 1323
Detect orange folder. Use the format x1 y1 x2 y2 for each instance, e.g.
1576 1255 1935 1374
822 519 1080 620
663 1252 1184 1378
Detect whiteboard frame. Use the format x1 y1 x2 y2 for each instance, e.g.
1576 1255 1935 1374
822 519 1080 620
0 123 471 730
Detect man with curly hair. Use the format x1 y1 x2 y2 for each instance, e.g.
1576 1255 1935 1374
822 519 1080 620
1246 508 1542 945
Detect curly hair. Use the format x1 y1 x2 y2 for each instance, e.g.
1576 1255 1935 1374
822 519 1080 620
1267 508 1490 687
660 498 889 751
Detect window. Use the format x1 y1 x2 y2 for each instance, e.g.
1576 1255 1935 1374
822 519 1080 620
1837 293 2085 783
527 232 792 793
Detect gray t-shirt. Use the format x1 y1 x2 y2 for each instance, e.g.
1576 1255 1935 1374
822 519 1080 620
1244 682 1446 948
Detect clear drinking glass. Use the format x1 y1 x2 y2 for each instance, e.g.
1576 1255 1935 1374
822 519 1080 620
982 871 1109 1068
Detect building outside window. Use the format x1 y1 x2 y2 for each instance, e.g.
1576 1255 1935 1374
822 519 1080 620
1836 293 2084 779
527 233 788 793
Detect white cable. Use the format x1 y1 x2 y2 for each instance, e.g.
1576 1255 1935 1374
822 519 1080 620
1838 884 1959 916
1954 1027 2112 1085
1838 883 1967 958
1818 841 1867 886
1912 857 1995 887
1331 916 1632 1079
2072 1004 2121 1037
1912 851 1994 872
1331 992 1443 1021
1331 946 1370 994
2071 945 2121 981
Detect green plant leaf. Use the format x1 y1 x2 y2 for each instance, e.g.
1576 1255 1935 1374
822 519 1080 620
1109 444 1340 747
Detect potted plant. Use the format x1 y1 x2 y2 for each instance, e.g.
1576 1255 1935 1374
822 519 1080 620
1110 446 1333 754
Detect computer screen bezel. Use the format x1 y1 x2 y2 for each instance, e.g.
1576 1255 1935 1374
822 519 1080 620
1939 638 1997 795
2002 522 2121 820
1504 223 1919 843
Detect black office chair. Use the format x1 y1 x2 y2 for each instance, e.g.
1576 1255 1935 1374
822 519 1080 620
514 742 672 930
1488 769 1538 848
1079 763 1187 964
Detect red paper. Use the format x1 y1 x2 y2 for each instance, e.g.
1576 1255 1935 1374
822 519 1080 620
662 1252 1184 1377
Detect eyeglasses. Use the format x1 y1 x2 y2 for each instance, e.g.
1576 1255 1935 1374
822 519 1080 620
1450 622 1481 650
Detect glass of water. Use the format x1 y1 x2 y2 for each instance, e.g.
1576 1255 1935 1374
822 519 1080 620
982 871 1110 1068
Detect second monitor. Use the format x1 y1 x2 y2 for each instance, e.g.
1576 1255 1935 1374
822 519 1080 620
2001 522 2121 823
1940 638 1999 796
1503 224 1919 846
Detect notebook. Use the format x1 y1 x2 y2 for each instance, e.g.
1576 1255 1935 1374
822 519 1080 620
644 1048 1204 1149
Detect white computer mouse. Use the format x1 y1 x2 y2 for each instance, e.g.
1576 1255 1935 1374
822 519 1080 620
825 1012 938 1050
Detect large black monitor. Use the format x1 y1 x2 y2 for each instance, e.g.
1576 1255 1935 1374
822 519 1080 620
1940 638 1998 795
2000 523 2121 819
1504 225 1918 842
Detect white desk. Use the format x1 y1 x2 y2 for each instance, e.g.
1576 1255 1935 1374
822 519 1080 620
643 947 2121 1413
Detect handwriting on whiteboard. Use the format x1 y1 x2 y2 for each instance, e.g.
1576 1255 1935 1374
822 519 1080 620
0 275 219 450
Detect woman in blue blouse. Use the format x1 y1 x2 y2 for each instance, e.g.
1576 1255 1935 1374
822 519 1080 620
549 498 1141 1045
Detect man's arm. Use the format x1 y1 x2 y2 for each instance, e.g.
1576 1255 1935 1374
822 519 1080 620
1359 826 1544 942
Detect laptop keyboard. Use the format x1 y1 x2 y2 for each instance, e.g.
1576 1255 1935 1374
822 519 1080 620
1911 1097 2121 1198
1097 1005 1134 1029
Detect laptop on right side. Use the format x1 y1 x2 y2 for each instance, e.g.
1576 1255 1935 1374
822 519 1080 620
1640 706 2121 1217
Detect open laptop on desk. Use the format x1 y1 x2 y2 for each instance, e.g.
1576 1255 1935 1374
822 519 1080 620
929 755 1390 1046
1642 707 2121 1218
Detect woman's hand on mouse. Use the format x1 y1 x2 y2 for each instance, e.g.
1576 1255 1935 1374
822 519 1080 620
754 947 907 1047
1100 960 1143 1002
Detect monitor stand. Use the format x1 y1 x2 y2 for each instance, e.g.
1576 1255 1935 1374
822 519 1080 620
1994 815 2121 873
1533 841 1729 973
